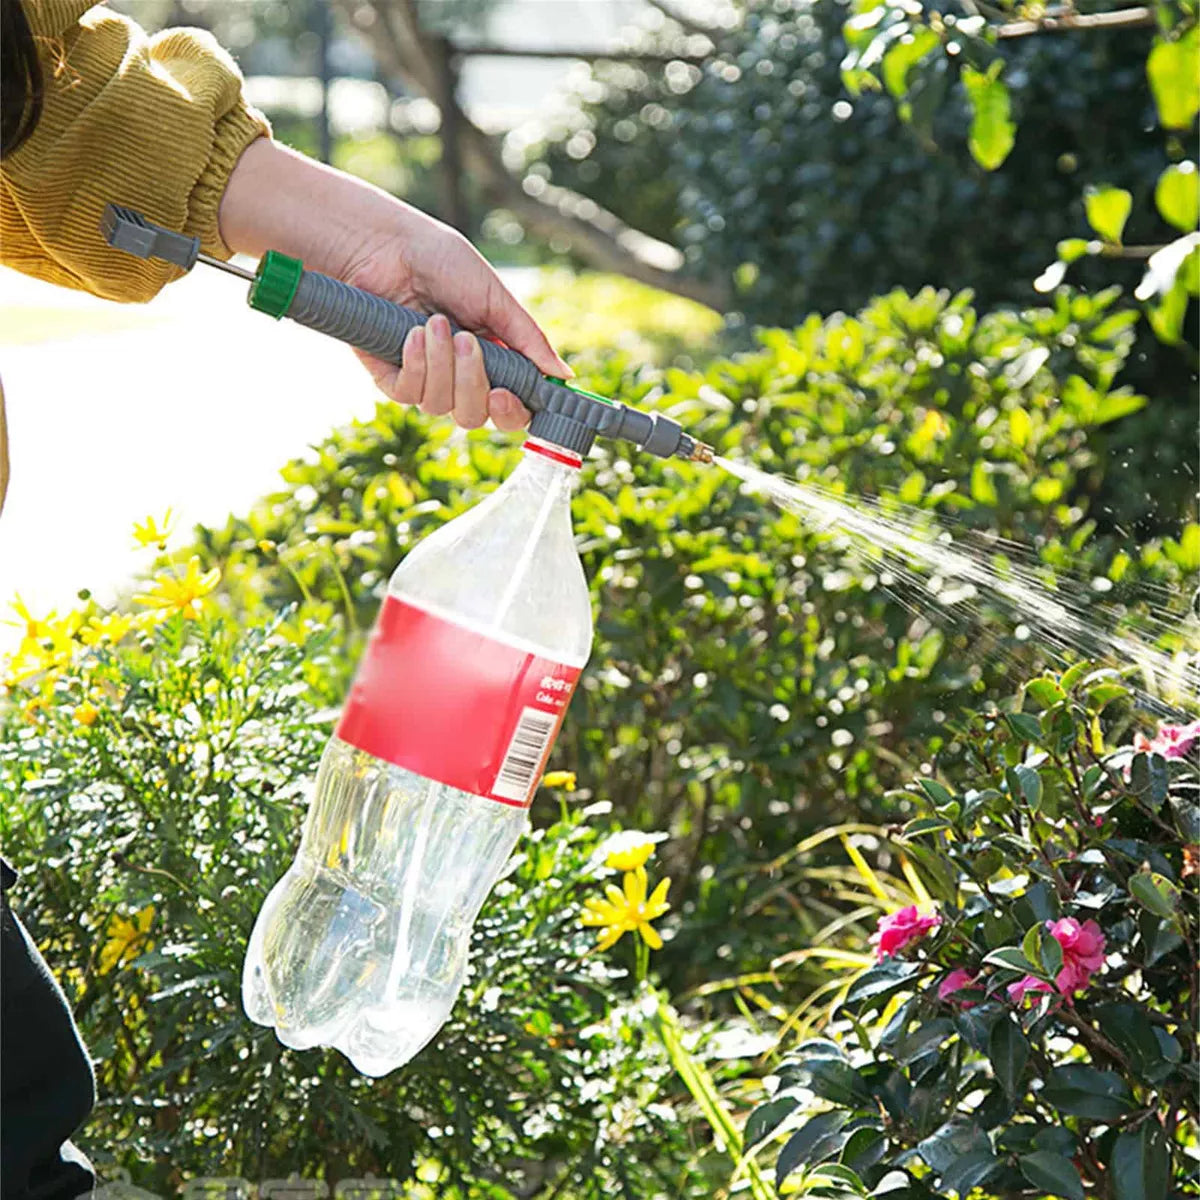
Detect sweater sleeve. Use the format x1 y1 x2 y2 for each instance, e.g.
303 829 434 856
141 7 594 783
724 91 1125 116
0 1 271 302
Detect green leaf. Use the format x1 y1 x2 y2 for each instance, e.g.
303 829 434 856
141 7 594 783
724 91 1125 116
1148 29 1200 130
1033 1127 1077 1158
744 1097 795 1147
775 1111 852 1185
1085 186 1133 245
1025 678 1066 710
842 1126 887 1174
1006 712 1043 743
1111 1124 1170 1200
1088 682 1128 709
1042 1066 1133 1120
987 1016 1029 1096
1056 238 1094 265
1019 1151 1085 1200
810 1163 868 1193
1093 391 1148 425
962 64 1015 170
904 816 952 837
916 1121 992 1173
1096 1004 1175 1084
1022 924 1062 977
918 778 954 807
802 1057 874 1107
846 960 922 1011
970 458 998 504
1059 662 1092 692
1012 763 1043 811
1129 870 1180 919
940 1148 1000 1195
1147 276 1189 344
1156 162 1199 232
982 946 1036 973
893 1018 954 1065
882 29 940 99
898 469 927 504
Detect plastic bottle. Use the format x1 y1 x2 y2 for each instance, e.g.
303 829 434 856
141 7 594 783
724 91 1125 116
241 436 593 1076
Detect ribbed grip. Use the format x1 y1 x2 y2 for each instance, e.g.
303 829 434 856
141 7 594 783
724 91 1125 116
288 271 551 412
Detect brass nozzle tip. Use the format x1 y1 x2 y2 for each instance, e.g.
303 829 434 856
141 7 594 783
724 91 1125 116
691 441 715 464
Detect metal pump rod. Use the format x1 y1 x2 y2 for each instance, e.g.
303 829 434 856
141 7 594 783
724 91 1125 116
100 204 714 464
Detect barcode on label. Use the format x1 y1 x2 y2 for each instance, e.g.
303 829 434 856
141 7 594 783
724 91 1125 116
492 707 558 802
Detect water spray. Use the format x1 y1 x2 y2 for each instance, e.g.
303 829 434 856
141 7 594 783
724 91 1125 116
100 205 714 465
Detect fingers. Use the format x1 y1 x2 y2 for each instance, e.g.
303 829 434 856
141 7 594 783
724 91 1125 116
373 315 532 432
488 389 531 432
451 332 488 430
419 315 454 417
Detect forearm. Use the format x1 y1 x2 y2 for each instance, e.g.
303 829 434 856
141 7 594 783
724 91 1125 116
217 138 448 283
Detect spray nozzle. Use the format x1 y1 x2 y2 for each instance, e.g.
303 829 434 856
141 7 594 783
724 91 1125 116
101 203 712 464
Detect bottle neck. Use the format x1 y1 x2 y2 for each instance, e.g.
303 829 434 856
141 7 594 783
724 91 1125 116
503 437 582 498
522 437 583 472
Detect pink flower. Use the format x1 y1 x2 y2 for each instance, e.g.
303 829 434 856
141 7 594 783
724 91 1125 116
1007 974 1054 1005
1006 919 1106 1006
1046 917 1106 996
870 905 941 962
938 968 980 1007
1133 719 1200 761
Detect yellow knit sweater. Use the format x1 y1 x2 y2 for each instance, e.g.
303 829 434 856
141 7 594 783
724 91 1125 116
0 0 271 511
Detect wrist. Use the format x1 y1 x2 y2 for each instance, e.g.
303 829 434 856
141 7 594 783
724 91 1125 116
217 139 418 280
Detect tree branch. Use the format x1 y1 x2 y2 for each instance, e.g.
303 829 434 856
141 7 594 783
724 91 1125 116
331 0 729 309
643 0 726 43
446 41 708 63
996 5 1154 39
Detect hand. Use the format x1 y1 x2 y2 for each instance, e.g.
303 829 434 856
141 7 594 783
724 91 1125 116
217 138 570 431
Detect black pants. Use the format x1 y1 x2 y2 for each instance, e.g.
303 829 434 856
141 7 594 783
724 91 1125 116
1 864 96 1200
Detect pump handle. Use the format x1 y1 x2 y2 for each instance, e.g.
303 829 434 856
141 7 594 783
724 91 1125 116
100 204 713 462
259 259 562 414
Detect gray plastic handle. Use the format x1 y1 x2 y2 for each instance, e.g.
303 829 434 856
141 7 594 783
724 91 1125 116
287 270 558 412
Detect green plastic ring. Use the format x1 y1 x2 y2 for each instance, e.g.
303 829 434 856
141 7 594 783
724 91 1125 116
249 250 304 319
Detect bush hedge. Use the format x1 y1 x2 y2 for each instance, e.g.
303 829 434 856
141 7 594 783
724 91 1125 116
192 283 1196 996
3 281 1195 1191
740 668 1199 1198
0 611 716 1193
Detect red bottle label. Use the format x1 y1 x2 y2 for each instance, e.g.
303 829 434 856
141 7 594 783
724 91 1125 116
335 595 582 808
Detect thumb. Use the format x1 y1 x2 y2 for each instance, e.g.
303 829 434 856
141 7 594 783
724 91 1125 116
477 278 573 380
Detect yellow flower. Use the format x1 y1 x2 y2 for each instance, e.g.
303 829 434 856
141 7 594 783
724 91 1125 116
74 702 99 727
134 557 220 620
8 594 48 656
132 509 175 550
97 905 155 976
581 866 671 951
4 599 82 679
602 830 657 873
79 611 136 648
542 770 576 791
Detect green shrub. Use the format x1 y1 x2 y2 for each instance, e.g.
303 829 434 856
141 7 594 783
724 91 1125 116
533 0 1169 322
0 608 710 1195
531 0 1198 535
193 285 1197 997
740 667 1198 1197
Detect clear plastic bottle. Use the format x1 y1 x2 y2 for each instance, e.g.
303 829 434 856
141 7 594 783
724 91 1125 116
241 438 593 1076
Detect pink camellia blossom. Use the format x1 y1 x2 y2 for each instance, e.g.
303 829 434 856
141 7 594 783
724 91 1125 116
937 968 980 1007
1134 719 1200 761
1007 974 1054 1005
1007 918 1106 1006
1046 917 1106 995
870 905 941 962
